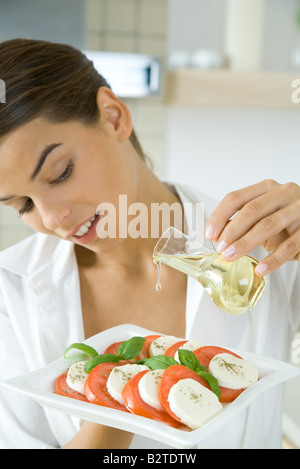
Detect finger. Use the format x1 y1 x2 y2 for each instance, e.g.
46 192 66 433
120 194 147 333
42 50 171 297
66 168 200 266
287 220 300 235
206 179 279 241
254 227 300 276
216 187 288 253
221 201 300 261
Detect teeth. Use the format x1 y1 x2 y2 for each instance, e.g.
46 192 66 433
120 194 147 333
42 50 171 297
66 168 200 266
75 225 89 236
74 215 96 237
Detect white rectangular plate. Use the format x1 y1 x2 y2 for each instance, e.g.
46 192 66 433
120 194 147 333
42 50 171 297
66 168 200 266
2 324 300 448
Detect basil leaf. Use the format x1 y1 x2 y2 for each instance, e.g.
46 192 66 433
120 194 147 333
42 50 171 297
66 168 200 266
177 350 220 398
85 354 121 373
64 342 99 359
117 336 146 360
197 371 221 399
138 355 178 370
178 349 206 372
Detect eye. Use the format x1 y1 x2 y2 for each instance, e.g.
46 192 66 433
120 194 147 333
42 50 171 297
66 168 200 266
18 198 33 217
18 162 74 217
52 161 74 184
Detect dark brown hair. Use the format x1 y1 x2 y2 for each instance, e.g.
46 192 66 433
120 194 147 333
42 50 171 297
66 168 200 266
0 38 147 162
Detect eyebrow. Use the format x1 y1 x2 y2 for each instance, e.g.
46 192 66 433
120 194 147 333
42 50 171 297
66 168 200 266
0 142 63 202
30 142 62 180
0 194 15 202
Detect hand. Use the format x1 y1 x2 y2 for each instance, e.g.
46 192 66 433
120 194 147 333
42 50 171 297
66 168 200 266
62 421 133 449
205 179 300 276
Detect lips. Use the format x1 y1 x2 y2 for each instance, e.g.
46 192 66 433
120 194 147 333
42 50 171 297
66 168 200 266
74 215 96 237
68 213 100 244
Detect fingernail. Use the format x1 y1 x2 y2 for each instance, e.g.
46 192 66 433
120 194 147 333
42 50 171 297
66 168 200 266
255 263 268 276
222 245 236 258
205 224 214 239
217 240 228 253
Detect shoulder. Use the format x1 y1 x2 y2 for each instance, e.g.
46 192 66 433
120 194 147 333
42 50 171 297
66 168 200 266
174 183 219 214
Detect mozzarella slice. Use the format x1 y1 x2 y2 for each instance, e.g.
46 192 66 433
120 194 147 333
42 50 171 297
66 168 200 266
149 335 183 357
174 339 206 362
168 378 223 429
138 369 164 411
66 361 89 395
208 353 259 390
106 364 149 405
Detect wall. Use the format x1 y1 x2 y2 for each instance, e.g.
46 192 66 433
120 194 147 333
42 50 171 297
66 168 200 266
167 0 300 71
165 107 300 201
262 0 300 71
85 0 168 179
167 0 225 56
165 0 300 203
0 0 85 47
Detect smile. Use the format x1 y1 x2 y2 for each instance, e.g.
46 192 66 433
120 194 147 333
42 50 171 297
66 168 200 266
73 215 96 237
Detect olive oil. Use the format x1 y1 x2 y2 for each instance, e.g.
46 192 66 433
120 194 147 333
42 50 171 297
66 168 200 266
153 252 266 315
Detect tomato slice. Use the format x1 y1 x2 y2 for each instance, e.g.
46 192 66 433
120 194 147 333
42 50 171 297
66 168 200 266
136 335 162 361
193 346 242 370
193 346 245 403
164 340 187 358
122 370 182 428
104 335 161 362
218 386 244 403
104 341 123 355
84 362 129 412
159 364 210 423
103 341 131 365
54 371 89 402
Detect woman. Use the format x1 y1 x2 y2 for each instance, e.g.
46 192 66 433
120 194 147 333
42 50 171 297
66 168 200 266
0 39 299 449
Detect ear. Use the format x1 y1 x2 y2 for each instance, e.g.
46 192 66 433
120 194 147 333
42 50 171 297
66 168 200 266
96 87 132 141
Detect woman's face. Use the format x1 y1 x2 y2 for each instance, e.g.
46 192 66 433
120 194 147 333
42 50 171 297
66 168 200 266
0 93 140 253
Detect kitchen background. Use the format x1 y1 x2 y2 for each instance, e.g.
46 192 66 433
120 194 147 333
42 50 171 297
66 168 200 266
0 0 299 449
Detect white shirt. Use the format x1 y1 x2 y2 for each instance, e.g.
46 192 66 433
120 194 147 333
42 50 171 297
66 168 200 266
0 183 299 449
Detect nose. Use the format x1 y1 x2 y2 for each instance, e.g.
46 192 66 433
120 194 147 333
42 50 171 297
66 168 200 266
35 198 71 232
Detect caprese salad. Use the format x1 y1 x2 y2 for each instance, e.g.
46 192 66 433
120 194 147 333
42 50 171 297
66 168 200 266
54 334 259 430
